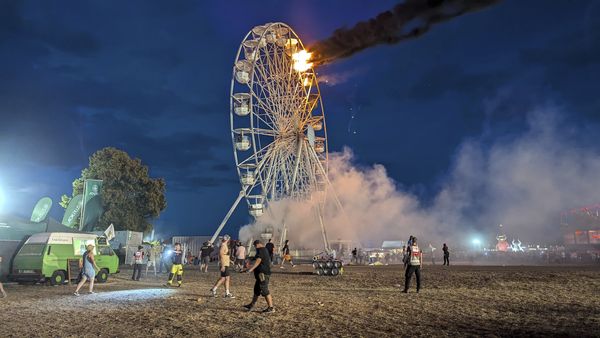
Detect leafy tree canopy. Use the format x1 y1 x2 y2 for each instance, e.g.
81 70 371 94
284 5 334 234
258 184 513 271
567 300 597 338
68 147 167 233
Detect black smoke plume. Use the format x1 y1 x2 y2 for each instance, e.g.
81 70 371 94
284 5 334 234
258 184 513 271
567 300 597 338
309 0 501 65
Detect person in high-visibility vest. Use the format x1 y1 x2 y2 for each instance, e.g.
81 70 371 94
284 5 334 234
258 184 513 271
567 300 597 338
165 243 183 287
403 237 422 293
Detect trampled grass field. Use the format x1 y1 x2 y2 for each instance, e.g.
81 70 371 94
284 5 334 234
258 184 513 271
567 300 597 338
0 264 598 337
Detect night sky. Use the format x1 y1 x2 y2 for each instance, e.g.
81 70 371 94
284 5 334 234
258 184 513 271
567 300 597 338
1 1 599 238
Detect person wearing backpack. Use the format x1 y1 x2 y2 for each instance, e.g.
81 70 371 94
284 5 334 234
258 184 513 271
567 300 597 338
132 245 144 281
74 244 100 296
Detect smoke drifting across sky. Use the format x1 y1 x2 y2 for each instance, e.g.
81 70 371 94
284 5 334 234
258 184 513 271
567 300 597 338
240 105 600 248
309 0 501 66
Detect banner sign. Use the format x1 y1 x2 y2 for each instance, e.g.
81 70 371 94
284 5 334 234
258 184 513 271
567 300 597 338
61 194 83 228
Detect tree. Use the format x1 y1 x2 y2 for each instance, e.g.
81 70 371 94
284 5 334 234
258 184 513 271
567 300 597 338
69 147 167 232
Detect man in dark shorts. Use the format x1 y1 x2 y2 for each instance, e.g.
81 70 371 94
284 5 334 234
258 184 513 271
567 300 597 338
265 239 275 265
210 235 234 298
244 240 274 313
200 241 213 273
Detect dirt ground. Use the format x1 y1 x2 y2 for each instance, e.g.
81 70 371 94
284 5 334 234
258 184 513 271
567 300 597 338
0 264 598 337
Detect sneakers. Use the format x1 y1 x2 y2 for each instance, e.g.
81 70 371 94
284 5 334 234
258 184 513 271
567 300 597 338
280 266 285 269
401 289 408 293
224 293 235 299
73 292 80 296
243 303 254 311
88 291 95 295
262 307 275 313
210 288 217 298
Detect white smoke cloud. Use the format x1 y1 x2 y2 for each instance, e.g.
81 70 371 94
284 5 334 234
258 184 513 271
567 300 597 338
240 106 600 248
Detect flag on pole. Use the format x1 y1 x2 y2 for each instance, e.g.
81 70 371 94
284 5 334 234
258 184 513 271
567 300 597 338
104 223 115 241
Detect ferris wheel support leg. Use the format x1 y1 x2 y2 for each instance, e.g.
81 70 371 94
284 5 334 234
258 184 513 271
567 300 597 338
310 145 345 213
278 221 287 250
290 139 304 194
210 190 245 244
316 205 331 254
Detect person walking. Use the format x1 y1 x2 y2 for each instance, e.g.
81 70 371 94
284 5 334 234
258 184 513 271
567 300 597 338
235 242 246 272
443 243 450 266
244 240 274 313
132 245 144 281
74 244 100 295
200 241 213 273
403 237 422 293
210 235 235 298
280 240 295 269
351 248 358 264
165 243 184 287
265 239 275 265
0 256 7 298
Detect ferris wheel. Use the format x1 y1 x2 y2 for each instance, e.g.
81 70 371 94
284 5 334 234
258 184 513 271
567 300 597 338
210 22 331 250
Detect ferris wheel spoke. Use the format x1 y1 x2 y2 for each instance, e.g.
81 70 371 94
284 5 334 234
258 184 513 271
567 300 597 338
253 57 282 120
236 138 276 168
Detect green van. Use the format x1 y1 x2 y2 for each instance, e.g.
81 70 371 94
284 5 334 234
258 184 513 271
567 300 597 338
11 232 119 285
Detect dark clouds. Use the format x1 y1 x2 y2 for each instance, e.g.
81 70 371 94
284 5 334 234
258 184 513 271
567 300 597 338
0 0 100 57
1 0 599 237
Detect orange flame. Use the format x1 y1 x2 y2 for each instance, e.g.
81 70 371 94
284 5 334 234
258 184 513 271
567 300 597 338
292 50 313 72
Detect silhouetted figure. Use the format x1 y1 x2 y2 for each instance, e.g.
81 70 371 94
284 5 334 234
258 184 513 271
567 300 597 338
443 243 450 266
265 239 275 265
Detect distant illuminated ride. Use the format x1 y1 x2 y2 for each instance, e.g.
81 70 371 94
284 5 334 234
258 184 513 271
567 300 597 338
211 22 332 251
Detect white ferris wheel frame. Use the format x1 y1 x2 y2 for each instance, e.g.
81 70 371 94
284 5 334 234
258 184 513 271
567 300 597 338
210 22 333 251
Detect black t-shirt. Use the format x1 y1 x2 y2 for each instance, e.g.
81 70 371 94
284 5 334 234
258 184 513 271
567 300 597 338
200 245 213 258
172 250 183 264
282 244 290 255
265 242 274 254
254 247 271 276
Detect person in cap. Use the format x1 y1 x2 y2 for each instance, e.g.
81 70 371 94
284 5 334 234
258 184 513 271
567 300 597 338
210 235 234 298
244 240 274 313
74 244 100 295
